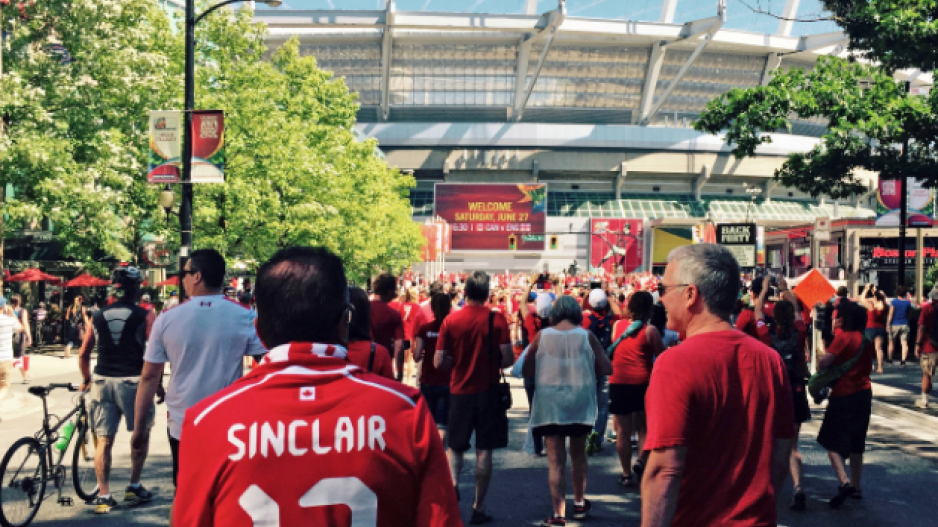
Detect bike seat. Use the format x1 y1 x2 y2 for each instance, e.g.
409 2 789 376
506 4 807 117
28 386 50 398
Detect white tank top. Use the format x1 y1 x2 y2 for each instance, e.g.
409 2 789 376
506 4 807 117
530 327 597 428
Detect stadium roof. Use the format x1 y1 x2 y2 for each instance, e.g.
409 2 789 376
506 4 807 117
254 1 932 129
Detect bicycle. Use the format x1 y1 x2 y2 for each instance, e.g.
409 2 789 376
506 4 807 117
0 383 98 527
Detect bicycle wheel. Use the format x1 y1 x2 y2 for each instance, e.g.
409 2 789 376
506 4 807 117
71 421 98 502
0 437 47 527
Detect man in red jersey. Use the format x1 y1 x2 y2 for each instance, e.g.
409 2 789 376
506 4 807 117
642 244 795 527
371 273 406 382
173 247 459 527
435 270 513 525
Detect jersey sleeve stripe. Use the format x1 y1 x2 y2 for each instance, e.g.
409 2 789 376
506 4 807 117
192 365 358 426
342 374 417 408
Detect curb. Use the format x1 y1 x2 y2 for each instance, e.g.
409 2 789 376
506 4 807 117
871 398 938 431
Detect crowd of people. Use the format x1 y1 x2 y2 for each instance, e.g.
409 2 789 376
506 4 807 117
1 242 937 526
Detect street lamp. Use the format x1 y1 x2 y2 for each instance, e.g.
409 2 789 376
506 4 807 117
158 184 176 220
179 0 281 300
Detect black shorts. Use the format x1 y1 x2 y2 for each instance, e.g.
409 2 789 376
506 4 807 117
448 387 509 453
817 389 872 458
609 383 648 416
534 424 592 438
420 384 450 428
792 384 811 425
168 430 180 486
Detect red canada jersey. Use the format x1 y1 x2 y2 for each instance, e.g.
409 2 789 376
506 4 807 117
174 343 459 527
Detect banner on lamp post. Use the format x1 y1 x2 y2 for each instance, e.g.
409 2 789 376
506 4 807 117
190 110 225 183
148 111 182 183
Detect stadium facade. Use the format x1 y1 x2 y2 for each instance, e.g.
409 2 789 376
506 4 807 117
252 1 935 286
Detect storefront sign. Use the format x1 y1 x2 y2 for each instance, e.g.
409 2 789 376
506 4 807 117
716 223 757 267
859 237 938 269
434 183 547 250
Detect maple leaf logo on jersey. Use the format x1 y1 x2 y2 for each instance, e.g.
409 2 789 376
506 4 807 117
299 387 316 401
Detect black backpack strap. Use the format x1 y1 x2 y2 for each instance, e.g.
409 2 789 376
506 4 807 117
367 341 376 372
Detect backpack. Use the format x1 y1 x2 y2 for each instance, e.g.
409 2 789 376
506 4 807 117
928 306 938 350
586 313 614 350
769 329 804 387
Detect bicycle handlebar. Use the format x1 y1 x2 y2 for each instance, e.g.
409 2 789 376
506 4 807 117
48 383 79 392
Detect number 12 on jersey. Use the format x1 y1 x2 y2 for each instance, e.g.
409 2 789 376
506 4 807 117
239 477 378 527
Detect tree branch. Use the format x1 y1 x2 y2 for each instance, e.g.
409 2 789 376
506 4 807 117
734 0 836 23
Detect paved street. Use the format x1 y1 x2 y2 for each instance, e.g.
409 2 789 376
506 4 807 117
1 350 937 526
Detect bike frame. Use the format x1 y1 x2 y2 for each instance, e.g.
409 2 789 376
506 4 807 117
32 391 89 503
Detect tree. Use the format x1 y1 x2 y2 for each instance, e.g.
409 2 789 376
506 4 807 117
0 0 175 263
696 1 938 198
179 5 423 280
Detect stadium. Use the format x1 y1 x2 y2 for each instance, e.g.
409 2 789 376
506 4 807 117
251 1 934 287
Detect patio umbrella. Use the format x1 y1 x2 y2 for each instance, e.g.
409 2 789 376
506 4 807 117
65 274 111 287
156 276 179 287
6 268 62 284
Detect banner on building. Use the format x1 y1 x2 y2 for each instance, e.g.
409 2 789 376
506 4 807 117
692 223 716 244
148 111 182 183
434 183 547 250
716 223 757 267
876 177 934 226
190 110 225 183
589 219 644 275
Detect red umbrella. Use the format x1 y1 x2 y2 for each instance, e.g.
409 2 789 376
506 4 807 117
156 276 179 287
65 274 111 287
6 268 62 284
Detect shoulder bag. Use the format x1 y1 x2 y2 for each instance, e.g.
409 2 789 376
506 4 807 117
489 311 513 411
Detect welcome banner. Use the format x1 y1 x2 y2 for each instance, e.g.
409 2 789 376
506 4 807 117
434 183 547 250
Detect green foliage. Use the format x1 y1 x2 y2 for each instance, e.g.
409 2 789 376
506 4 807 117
181 6 423 280
822 0 938 73
696 55 938 198
1 1 423 277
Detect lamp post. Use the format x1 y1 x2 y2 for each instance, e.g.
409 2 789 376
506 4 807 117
179 0 281 300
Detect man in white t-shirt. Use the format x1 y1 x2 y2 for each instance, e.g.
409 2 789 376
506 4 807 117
132 249 267 487
0 298 24 424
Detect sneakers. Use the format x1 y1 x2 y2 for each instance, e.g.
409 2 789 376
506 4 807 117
572 499 592 520
94 495 119 514
617 474 634 487
915 399 929 409
790 491 806 511
585 431 602 456
124 484 154 505
469 508 494 524
542 515 566 526
830 483 856 508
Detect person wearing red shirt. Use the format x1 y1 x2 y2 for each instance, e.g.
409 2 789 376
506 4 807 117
607 291 663 486
346 287 395 380
735 276 774 338
644 244 795 527
371 274 405 382
398 287 421 386
414 293 454 443
434 271 513 524
914 287 938 409
173 247 459 527
816 300 873 507
753 285 812 510
860 284 889 373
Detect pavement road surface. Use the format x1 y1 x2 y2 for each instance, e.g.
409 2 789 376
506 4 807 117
1 351 937 526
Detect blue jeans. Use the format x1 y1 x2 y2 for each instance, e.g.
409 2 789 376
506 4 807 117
523 376 544 454
594 376 609 443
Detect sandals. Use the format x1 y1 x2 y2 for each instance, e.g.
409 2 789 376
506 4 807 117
617 474 634 487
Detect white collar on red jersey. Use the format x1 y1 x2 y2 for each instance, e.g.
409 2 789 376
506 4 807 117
260 342 349 364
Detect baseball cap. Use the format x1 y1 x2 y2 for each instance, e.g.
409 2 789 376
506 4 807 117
535 293 552 318
588 289 608 310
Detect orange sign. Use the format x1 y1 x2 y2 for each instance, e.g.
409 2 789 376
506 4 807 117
792 269 836 309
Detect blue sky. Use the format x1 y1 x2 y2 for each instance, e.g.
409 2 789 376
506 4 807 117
255 0 840 35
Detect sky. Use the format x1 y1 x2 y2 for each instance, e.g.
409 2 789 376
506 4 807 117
254 0 841 36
